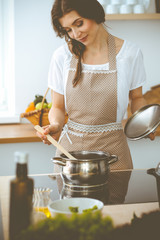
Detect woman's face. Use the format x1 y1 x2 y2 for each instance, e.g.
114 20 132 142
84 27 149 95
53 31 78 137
59 11 100 46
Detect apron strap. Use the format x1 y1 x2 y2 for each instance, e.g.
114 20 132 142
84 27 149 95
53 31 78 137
70 52 78 69
69 34 117 70
108 33 117 71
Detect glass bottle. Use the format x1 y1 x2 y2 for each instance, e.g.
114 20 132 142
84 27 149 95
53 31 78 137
9 152 34 240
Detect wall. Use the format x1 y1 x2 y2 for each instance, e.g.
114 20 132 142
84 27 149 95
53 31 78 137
14 0 160 116
108 19 160 93
0 142 56 176
128 137 160 169
14 0 64 116
0 137 160 176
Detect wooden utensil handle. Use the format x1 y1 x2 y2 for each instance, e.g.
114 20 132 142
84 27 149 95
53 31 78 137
34 125 76 160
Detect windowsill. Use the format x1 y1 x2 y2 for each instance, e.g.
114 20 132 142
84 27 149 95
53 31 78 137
0 115 20 124
0 123 41 143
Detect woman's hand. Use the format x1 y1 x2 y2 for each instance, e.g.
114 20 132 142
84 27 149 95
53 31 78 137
36 123 61 145
147 131 156 141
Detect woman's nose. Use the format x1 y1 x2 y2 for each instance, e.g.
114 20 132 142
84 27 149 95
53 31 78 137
72 28 80 39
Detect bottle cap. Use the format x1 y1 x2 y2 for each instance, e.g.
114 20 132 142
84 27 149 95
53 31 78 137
14 152 28 164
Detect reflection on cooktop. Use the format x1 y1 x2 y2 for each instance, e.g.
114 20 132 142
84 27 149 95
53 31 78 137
109 170 158 205
32 169 158 206
124 170 158 204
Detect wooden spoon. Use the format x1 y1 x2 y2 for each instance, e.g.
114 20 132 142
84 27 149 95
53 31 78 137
34 125 76 160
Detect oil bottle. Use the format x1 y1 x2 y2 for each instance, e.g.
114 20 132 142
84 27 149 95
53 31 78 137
9 152 34 240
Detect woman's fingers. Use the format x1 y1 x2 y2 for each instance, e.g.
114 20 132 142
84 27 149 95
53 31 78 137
37 132 51 145
148 132 155 141
36 131 44 139
44 124 60 135
144 131 156 140
36 124 60 144
36 125 49 142
42 139 51 145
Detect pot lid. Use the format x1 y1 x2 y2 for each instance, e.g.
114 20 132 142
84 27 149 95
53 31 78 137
124 104 160 140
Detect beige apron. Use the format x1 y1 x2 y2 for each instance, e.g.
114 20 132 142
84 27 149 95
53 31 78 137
55 34 133 193
57 34 132 169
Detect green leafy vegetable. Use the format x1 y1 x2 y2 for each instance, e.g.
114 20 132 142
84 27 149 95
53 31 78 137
83 205 98 213
33 95 47 105
15 210 160 240
69 206 79 213
15 211 113 240
69 205 98 213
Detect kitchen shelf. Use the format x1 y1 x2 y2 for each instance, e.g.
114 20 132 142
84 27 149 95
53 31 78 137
105 13 160 20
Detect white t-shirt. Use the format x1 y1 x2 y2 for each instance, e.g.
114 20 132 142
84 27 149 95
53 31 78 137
48 40 146 122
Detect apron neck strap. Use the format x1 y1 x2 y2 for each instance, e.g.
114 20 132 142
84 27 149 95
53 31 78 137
70 52 78 69
108 33 117 70
69 33 117 70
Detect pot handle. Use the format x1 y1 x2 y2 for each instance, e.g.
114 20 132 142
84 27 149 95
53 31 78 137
147 168 157 178
51 157 66 166
108 155 118 165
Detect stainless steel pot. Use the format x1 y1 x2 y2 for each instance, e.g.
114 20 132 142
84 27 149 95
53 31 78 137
52 151 118 188
61 184 110 204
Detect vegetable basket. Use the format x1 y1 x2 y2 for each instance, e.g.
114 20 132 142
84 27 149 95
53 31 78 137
20 88 50 127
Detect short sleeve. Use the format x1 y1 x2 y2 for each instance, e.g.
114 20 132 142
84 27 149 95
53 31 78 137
130 49 146 90
48 50 64 95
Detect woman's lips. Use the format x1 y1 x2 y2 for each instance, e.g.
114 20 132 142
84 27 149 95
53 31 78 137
79 35 88 43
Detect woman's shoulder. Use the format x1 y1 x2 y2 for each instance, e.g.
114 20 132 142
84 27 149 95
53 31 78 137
118 39 141 58
52 43 72 60
49 43 72 71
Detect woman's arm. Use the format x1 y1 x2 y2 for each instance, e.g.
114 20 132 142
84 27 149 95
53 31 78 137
49 90 65 129
130 86 155 140
129 86 146 114
36 90 65 144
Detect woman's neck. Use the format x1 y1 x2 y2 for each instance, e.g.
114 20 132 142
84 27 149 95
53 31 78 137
85 25 108 53
82 26 109 65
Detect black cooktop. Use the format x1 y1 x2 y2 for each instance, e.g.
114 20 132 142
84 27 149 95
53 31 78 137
32 169 159 206
0 169 159 240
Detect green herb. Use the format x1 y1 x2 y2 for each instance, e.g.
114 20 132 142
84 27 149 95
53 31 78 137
15 209 160 240
69 205 98 213
69 206 79 213
15 211 113 240
83 205 98 213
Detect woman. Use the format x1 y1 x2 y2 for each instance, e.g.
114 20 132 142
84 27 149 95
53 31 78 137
37 0 155 171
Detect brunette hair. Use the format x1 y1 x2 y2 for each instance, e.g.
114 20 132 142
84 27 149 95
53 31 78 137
51 0 105 86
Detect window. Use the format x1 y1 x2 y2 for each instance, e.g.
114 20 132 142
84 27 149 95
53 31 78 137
0 0 19 123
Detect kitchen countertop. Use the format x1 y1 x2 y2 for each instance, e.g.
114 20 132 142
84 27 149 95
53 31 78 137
0 169 159 240
0 121 160 144
1 84 160 144
0 123 41 143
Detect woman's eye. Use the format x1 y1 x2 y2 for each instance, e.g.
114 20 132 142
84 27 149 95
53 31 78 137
77 21 83 27
65 28 71 33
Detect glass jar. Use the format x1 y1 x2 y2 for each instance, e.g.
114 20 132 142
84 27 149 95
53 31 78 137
33 187 52 218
